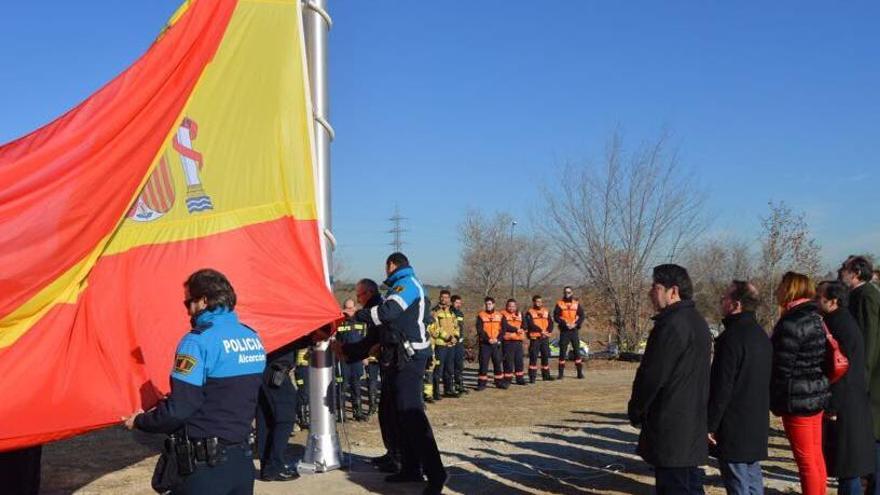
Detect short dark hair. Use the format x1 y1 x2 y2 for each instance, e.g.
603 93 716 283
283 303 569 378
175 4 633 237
506 298 517 305
729 280 760 312
563 286 573 291
652 264 693 300
439 289 451 297
185 269 237 311
356 278 379 295
818 280 850 307
484 296 495 303
386 252 409 268
842 255 874 282
451 294 462 303
532 294 542 302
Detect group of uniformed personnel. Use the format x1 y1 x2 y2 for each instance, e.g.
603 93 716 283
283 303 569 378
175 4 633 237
104 266 582 495
475 285 587 390
334 299 383 421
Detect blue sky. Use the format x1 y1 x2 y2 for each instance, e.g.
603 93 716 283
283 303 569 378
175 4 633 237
1 1 878 285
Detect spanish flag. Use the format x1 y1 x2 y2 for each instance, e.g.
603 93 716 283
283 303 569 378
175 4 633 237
0 0 341 450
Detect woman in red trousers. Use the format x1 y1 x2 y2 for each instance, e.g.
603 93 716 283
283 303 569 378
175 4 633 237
770 272 831 495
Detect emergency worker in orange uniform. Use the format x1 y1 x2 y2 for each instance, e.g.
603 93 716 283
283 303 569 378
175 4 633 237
475 297 506 390
500 299 527 386
553 286 586 379
524 295 555 383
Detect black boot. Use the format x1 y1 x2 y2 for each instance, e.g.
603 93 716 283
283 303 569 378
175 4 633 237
516 376 527 385
476 381 487 391
529 371 536 384
368 392 378 416
542 370 555 381
557 366 565 379
576 364 584 379
433 388 442 402
354 401 366 421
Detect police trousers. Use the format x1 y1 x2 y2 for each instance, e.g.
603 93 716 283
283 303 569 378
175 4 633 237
173 445 254 495
293 366 309 426
433 345 455 393
378 366 399 458
453 342 465 389
385 353 446 482
340 361 364 412
478 342 503 384
366 361 380 408
502 340 524 381
558 329 582 367
256 375 297 477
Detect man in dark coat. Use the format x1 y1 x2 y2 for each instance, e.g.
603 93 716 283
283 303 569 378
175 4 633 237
339 278 401 474
818 281 875 494
628 264 711 495
707 281 772 495
840 255 880 495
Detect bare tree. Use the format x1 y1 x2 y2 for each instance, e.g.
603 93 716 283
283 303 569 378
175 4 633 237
754 201 823 326
456 210 516 297
686 238 754 324
541 132 708 351
515 235 563 293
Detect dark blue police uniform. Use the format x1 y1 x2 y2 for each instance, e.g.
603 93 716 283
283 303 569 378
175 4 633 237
354 266 446 491
335 318 366 419
136 308 266 495
256 343 303 480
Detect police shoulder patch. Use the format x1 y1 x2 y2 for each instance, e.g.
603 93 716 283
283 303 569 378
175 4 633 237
174 354 198 375
393 285 405 293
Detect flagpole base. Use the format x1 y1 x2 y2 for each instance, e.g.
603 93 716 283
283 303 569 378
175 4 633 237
296 339 341 474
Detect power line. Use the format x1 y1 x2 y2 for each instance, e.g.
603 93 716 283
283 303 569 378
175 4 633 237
388 204 408 252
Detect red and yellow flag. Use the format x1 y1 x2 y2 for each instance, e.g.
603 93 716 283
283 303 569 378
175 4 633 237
0 0 341 450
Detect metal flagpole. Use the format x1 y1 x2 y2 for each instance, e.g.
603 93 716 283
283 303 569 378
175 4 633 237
298 0 342 475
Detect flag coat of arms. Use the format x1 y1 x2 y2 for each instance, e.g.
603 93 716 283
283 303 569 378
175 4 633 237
0 0 340 450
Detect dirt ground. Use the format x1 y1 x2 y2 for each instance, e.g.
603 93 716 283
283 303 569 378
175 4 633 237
41 360 804 494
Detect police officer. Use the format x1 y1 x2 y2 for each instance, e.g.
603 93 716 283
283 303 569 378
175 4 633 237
450 295 468 395
293 348 310 429
336 299 367 421
123 269 265 494
256 340 302 481
340 253 447 495
475 297 506 390
365 353 380 418
339 279 401 473
430 290 460 399
525 295 555 383
553 286 586 379
500 299 527 386
423 340 436 403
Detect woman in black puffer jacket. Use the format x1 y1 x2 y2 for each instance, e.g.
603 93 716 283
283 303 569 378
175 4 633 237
770 272 830 495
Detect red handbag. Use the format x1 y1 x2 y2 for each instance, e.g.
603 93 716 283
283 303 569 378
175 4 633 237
822 319 849 384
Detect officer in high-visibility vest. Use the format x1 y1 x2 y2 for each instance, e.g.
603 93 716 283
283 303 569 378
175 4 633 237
365 353 380 418
429 290 460 399
336 299 368 421
553 286 586 379
293 348 310 428
476 297 506 390
450 295 468 395
423 341 436 403
525 295 555 383
500 299 527 386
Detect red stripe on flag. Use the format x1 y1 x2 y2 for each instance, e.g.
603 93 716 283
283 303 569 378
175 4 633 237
0 216 339 451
